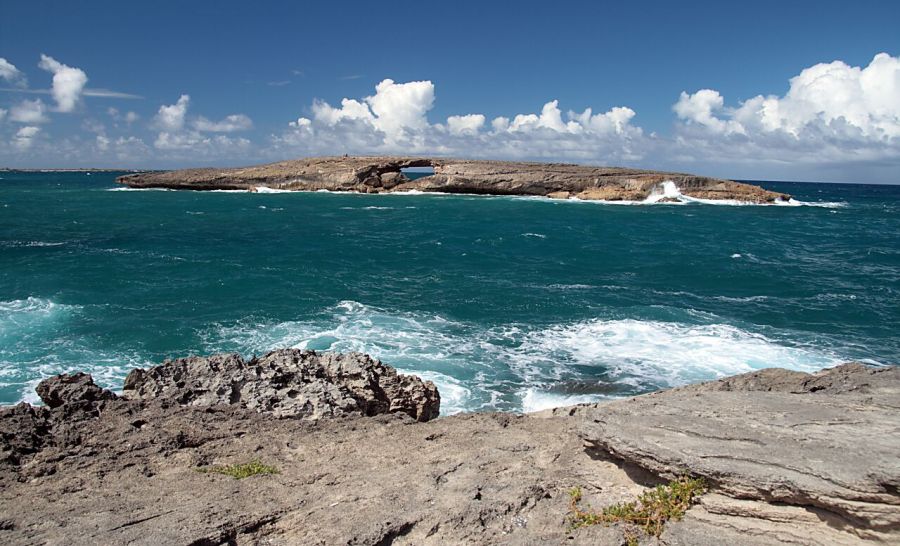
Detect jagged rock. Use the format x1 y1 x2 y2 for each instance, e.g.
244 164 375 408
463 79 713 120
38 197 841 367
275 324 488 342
0 403 52 465
122 349 440 422
116 156 791 203
35 372 118 409
578 363 900 540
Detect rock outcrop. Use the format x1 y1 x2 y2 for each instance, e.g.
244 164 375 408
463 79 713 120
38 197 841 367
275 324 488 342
1 358 897 545
117 156 791 203
122 349 440 422
576 363 900 543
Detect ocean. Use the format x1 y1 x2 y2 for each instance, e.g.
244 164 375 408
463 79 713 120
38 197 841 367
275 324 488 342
1 171 898 413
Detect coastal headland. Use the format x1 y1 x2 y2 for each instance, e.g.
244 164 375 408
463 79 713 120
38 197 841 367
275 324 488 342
1 350 897 544
117 156 791 203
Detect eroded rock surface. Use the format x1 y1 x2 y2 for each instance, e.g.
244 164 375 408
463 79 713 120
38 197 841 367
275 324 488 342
577 363 900 543
123 349 440 422
117 156 791 203
1 359 897 545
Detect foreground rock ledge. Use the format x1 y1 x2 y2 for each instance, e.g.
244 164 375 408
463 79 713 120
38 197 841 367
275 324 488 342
1 358 897 545
117 156 791 203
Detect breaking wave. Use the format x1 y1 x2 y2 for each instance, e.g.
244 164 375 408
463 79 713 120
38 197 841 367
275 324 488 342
201 300 842 414
0 298 147 404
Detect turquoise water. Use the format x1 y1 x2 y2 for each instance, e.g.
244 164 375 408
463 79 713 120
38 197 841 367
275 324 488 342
1 172 898 413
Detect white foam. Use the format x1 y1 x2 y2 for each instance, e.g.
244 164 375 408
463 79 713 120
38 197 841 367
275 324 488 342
522 233 547 239
777 198 847 208
254 187 293 193
515 319 838 389
399 369 472 415
1 240 67 248
0 298 148 404
106 187 172 192
201 300 844 414
520 389 605 413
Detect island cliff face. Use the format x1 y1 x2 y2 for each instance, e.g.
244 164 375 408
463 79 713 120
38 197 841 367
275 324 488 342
117 156 791 203
1 353 897 545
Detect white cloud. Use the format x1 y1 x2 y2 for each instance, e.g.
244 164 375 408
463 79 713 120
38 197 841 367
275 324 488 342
151 94 254 158
672 52 900 164
276 79 644 161
674 89 744 135
110 107 140 125
193 113 253 132
300 79 435 145
0 58 27 87
366 79 434 140
13 126 40 150
0 108 6 122
38 54 88 112
447 114 485 135
154 94 190 131
9 99 48 124
154 131 251 155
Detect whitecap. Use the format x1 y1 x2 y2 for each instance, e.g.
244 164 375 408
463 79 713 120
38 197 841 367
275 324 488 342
520 389 605 413
0 298 148 404
200 301 845 414
106 187 173 192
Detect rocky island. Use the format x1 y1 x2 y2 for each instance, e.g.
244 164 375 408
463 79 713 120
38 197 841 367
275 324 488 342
1 350 897 545
116 156 791 203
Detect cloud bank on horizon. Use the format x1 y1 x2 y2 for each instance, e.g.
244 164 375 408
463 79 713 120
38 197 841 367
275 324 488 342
1 52 898 183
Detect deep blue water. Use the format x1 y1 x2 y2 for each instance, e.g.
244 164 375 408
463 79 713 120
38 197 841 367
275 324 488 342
1 172 898 413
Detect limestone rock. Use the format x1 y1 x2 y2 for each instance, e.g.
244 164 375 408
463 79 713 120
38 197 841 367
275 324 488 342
117 156 791 203
122 349 440 422
578 363 900 538
35 372 117 409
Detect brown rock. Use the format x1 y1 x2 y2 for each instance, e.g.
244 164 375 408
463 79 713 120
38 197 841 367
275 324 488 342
122 349 440 422
35 372 117 409
117 156 791 203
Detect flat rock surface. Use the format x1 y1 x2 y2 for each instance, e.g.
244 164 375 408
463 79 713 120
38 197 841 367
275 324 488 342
577 363 900 542
117 156 790 203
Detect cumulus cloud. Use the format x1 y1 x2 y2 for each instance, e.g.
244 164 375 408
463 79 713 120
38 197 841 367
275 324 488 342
0 58 27 87
278 78 644 161
193 113 253 132
9 99 48 124
298 79 435 145
673 89 744 135
672 52 900 164
154 94 190 131
151 94 253 158
38 54 88 112
447 114 486 135
13 126 41 150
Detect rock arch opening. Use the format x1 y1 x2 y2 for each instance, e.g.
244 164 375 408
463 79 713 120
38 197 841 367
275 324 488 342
400 165 435 180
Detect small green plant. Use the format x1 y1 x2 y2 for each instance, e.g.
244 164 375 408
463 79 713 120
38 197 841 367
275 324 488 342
568 477 707 538
197 459 279 479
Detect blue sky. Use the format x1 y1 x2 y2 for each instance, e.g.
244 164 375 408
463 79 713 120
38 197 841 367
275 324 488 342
1 0 899 183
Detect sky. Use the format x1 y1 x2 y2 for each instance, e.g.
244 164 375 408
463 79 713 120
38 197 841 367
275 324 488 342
0 0 898 183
